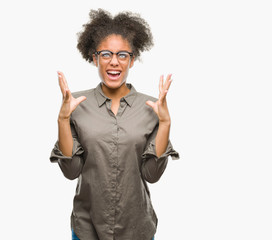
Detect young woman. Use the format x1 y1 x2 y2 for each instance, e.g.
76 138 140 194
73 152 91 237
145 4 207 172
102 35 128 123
50 9 179 240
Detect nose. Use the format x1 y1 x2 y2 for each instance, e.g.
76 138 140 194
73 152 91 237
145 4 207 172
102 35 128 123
109 54 119 66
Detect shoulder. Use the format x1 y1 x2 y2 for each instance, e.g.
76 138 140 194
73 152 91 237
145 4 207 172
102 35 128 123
70 88 96 119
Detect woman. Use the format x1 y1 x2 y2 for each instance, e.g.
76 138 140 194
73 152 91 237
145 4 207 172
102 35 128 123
50 9 179 240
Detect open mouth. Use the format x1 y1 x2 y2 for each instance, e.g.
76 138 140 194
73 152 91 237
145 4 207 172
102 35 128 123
107 70 121 80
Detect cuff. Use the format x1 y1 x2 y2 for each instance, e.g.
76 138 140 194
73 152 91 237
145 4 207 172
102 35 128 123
49 138 84 163
142 140 180 161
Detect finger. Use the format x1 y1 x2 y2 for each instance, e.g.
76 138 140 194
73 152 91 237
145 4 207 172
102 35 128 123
160 74 171 97
64 88 71 102
58 72 66 96
145 100 156 109
160 75 172 101
159 75 163 95
58 71 69 89
164 74 172 91
160 89 169 102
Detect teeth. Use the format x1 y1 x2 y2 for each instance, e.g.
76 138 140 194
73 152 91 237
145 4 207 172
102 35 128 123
107 71 120 74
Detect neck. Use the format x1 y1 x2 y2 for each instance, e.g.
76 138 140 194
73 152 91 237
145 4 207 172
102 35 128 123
101 82 130 100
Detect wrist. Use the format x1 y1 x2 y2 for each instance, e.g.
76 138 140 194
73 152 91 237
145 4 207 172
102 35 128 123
159 119 171 127
58 116 70 123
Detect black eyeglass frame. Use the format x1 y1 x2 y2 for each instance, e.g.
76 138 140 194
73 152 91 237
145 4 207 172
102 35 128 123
95 50 134 58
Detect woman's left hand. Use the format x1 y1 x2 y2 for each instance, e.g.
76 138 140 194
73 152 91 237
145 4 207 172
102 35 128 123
146 74 172 124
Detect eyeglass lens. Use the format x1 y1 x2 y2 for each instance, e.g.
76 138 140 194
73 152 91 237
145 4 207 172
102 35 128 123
99 51 131 61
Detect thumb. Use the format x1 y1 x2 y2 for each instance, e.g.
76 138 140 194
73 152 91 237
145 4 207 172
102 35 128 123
146 100 155 109
76 96 87 105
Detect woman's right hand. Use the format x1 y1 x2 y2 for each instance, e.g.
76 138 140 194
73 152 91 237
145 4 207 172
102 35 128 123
57 71 87 120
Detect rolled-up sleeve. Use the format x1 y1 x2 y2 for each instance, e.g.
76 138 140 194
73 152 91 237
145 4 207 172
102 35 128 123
141 126 180 184
50 119 84 180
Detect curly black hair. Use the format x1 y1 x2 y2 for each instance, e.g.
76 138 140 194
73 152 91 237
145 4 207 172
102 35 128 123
77 9 154 63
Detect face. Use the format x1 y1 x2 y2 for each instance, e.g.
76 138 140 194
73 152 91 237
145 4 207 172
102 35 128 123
93 34 135 89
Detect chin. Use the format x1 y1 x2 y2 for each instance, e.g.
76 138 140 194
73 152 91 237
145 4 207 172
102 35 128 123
102 79 126 89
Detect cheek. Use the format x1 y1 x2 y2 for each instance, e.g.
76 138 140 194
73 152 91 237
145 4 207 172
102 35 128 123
97 62 106 74
97 63 106 82
126 63 133 73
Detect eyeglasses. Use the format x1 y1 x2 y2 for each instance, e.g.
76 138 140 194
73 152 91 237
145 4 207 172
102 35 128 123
95 50 133 62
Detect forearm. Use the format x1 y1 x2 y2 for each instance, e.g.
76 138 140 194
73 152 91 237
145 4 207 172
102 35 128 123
155 121 171 157
58 117 73 157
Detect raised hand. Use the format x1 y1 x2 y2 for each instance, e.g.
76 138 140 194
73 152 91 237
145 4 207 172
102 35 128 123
146 74 173 124
57 71 87 120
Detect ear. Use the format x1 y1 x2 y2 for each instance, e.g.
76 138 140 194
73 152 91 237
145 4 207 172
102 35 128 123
92 54 98 67
129 56 135 68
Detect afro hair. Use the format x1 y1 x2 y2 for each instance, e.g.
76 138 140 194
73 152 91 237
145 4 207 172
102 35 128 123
77 9 154 63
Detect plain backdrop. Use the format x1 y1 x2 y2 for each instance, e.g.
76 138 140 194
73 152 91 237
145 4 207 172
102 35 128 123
0 0 272 239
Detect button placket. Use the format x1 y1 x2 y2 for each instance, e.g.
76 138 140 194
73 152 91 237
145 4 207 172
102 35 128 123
108 118 119 229
116 98 127 117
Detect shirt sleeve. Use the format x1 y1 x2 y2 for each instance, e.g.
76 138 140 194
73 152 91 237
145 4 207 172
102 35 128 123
141 125 180 183
49 118 85 180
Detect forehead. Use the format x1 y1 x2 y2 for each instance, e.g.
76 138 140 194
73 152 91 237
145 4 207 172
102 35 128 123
97 34 132 51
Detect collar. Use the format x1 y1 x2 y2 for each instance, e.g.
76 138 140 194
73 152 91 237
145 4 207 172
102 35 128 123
94 83 137 107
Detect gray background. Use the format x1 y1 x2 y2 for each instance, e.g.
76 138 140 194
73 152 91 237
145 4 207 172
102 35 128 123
1 0 272 239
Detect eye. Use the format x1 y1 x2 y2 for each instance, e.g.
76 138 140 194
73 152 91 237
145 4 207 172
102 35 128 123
100 51 112 58
117 52 129 59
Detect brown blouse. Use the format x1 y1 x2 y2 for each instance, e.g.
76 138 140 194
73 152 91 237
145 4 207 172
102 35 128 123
50 83 179 240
